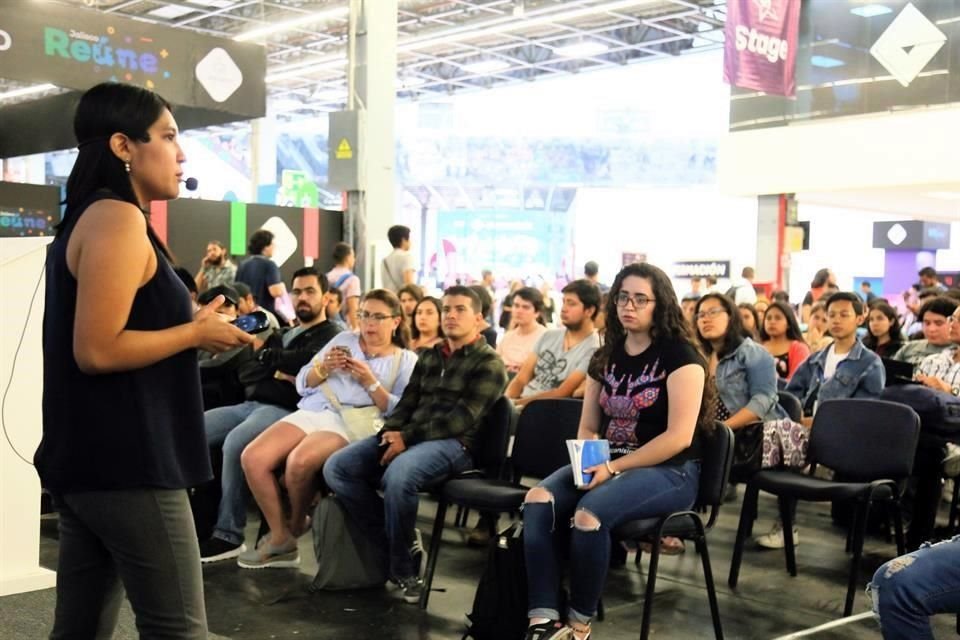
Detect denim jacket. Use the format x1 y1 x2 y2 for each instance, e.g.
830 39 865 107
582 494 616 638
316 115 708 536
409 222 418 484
715 338 786 422
785 339 885 415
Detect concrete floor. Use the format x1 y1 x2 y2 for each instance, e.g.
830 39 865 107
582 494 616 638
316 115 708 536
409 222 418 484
8 491 958 639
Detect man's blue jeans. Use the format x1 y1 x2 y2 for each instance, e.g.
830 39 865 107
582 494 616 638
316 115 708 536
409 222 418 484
524 460 700 625
204 401 290 544
323 435 473 580
868 535 960 640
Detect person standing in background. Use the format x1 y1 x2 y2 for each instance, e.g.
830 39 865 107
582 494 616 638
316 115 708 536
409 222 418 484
326 242 362 331
194 240 236 293
236 229 290 325
381 224 417 293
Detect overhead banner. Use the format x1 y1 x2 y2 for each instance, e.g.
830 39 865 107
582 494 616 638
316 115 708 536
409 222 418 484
0 1 265 118
723 0 801 97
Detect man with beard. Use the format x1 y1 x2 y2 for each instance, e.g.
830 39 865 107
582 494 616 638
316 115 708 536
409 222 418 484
198 267 341 562
195 240 236 293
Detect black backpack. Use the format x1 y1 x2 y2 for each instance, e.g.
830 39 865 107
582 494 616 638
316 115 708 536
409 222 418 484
724 284 740 299
463 522 528 640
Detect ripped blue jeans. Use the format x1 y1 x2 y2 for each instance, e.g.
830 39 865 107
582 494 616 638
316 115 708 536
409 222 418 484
868 535 960 640
523 460 699 625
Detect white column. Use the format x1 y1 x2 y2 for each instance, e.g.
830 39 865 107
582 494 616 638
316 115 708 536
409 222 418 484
0 237 56 596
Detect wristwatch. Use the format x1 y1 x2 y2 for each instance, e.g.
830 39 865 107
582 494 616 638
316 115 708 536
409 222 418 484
952 385 960 397
367 380 382 393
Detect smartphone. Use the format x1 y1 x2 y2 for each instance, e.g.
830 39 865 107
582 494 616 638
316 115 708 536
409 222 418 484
232 311 270 334
333 345 352 357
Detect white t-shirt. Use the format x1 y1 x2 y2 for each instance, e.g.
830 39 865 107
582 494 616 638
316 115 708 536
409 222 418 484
521 329 601 398
381 249 416 293
822 345 850 380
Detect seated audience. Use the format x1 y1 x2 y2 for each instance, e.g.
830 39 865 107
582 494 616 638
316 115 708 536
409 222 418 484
233 281 280 330
801 267 836 324
498 280 523 330
469 284 499 347
869 536 960 640
325 287 349 332
759 300 810 383
409 296 444 351
680 293 700 326
398 284 423 335
198 284 239 321
199 268 342 562
770 290 790 305
195 240 236 293
505 280 601 408
173 265 200 312
497 286 548 374
904 288 943 338
863 300 905 358
757 292 884 548
914 304 960 395
238 290 417 569
753 295 770 320
323 286 507 603
738 302 760 339
892 297 958 365
803 300 833 352
521 263 708 640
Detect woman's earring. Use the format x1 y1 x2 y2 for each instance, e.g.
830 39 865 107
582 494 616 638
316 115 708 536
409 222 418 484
124 161 131 174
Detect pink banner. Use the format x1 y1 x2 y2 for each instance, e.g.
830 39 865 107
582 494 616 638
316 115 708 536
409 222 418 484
723 0 801 97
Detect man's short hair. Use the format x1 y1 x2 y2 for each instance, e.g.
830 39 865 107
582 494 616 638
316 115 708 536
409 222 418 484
292 266 329 293
198 284 239 307
918 266 938 278
328 287 343 304
173 266 197 295
706 275 718 286
247 229 274 255
825 291 863 315
919 287 941 300
561 279 601 319
919 296 958 322
584 261 599 277
468 285 493 317
387 225 411 248
481 269 493 279
232 281 252 299
861 281 871 289
741 266 755 279
332 242 353 264
443 285 482 314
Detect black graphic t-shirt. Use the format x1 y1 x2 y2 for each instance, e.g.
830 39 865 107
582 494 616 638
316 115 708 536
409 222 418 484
596 338 704 465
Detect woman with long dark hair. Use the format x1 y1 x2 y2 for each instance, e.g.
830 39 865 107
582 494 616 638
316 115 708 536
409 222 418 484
522 263 711 640
409 296 444 351
239 290 417 568
36 83 253 637
863 300 904 358
738 302 761 339
759 301 810 383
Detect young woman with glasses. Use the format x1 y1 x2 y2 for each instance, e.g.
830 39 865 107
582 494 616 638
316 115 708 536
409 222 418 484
238 290 418 568
522 263 712 640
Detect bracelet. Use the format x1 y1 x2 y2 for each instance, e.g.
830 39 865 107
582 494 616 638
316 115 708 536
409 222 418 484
604 460 621 476
312 361 328 382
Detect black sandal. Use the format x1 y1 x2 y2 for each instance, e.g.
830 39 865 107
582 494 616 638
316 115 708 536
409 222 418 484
524 620 571 640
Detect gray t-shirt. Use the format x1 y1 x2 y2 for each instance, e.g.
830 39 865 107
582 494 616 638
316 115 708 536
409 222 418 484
381 249 416 292
521 328 601 398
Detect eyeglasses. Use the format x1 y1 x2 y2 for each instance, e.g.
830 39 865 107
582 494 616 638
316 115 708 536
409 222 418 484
357 312 397 323
695 308 727 321
615 292 655 309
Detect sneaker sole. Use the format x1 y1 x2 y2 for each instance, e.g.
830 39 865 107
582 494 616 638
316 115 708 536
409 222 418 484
237 555 301 570
402 592 421 604
755 534 799 550
200 544 247 564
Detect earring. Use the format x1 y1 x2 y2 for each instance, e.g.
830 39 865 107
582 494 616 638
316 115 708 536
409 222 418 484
124 161 131 173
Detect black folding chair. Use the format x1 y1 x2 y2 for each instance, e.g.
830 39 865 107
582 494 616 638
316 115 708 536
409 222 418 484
777 390 803 423
611 423 733 640
419 398 582 609
728 399 921 617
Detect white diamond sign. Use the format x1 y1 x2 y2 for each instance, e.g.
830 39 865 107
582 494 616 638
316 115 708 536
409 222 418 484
887 224 908 246
870 3 947 87
195 47 243 103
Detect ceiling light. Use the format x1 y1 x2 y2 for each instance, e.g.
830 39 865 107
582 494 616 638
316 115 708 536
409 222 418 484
235 6 349 42
148 5 196 19
0 83 57 101
397 76 426 89
926 191 960 200
266 56 347 83
850 5 893 18
555 41 610 57
810 55 845 68
463 60 510 74
311 88 347 102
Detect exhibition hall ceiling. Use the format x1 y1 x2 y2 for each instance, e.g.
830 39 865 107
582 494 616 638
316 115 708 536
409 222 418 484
0 0 727 113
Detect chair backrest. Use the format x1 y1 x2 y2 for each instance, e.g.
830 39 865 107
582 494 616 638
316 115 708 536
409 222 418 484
695 423 735 528
777 390 803 423
808 399 921 481
472 396 516 479
512 398 583 480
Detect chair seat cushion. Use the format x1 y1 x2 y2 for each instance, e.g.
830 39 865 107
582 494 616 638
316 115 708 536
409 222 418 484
438 478 530 511
613 514 703 541
751 470 895 502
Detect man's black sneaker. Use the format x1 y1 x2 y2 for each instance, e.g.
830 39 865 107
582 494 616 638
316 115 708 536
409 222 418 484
199 537 245 564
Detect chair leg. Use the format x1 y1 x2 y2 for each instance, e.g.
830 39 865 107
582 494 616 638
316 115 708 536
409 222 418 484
950 479 960 532
694 524 724 640
844 499 871 617
890 500 906 557
419 500 448 610
639 537 661 640
778 496 797 578
596 597 605 622
728 483 759 589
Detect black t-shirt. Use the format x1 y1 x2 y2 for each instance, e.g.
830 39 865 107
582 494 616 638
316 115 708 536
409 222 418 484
595 338 704 465
236 255 283 316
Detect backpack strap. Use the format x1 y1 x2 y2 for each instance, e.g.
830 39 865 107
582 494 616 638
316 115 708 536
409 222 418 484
333 272 352 290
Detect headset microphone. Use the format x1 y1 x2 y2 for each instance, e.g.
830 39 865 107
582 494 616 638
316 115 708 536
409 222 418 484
182 177 199 191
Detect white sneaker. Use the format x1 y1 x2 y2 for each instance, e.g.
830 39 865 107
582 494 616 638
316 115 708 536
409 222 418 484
755 521 799 549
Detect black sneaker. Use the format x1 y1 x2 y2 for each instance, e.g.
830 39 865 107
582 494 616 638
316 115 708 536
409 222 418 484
199 537 246 564
524 621 571 640
398 575 424 604
411 528 424 577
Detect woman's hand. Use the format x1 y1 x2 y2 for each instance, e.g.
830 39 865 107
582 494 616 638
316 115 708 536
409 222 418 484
322 347 350 371
583 463 612 490
344 357 377 388
193 295 254 352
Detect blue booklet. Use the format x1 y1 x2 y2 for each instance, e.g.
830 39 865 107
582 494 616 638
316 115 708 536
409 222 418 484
566 439 611 488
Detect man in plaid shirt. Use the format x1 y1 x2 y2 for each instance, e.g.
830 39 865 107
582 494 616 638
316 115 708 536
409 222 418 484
324 286 507 603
